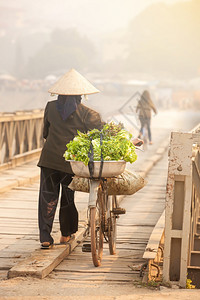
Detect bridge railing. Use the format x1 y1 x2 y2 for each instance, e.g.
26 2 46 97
0 110 44 170
163 123 200 288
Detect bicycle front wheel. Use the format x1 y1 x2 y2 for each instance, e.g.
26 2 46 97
90 193 104 267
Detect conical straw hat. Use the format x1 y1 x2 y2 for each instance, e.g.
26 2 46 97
48 68 100 95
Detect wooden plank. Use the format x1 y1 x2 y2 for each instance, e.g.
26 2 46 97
0 202 37 209
0 250 28 258
0 270 8 280
52 271 140 282
0 224 37 230
0 210 37 219
143 210 165 260
0 221 37 226
0 196 38 201
117 217 162 226
8 223 87 279
64 255 145 264
55 264 136 274
0 228 39 235
0 257 23 270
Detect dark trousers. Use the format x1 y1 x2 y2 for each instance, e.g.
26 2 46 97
38 167 78 244
139 117 152 142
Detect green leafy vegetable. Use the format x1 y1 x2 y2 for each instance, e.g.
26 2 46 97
63 122 137 165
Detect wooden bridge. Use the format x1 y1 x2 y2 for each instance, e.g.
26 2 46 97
0 110 200 294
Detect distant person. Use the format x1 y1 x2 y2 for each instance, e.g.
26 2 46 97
136 90 157 145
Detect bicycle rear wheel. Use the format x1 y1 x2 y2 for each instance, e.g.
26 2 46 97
90 191 104 267
108 195 117 255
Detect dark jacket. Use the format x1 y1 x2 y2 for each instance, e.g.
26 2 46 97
38 100 104 173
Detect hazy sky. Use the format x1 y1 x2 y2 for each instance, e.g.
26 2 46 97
2 0 186 38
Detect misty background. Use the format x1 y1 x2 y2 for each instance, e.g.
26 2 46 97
0 0 200 116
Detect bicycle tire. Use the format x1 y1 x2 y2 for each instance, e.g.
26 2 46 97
108 195 117 255
90 192 104 267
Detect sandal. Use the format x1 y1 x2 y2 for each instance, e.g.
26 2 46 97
60 234 75 244
41 242 53 249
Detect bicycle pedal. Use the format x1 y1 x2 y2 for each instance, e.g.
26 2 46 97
82 243 91 252
112 207 126 215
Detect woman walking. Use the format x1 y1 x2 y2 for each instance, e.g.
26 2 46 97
37 69 104 248
136 90 157 145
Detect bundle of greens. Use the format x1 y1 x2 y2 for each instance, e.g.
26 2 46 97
63 122 137 165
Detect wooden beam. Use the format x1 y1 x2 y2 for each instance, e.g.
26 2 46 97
8 222 87 279
143 210 165 260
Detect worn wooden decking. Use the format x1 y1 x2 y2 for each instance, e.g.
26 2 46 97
0 129 170 281
0 156 168 282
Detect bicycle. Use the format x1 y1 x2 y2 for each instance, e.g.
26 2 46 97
68 160 126 267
